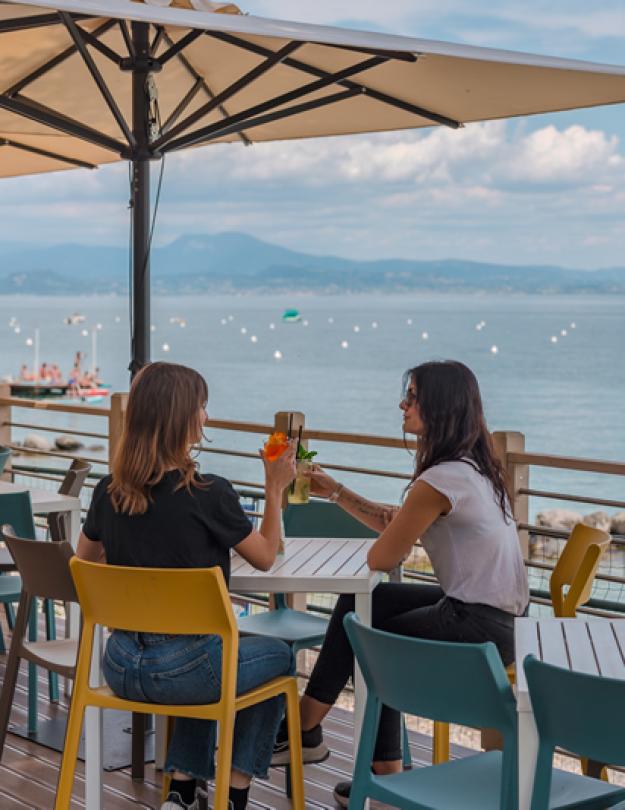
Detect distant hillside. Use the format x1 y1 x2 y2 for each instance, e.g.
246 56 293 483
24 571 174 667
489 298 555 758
0 231 624 294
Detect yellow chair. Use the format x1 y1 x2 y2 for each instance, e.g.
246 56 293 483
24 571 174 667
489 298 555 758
433 523 611 765
55 559 305 810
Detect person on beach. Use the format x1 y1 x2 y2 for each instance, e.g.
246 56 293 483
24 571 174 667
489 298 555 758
271 360 529 807
77 361 297 810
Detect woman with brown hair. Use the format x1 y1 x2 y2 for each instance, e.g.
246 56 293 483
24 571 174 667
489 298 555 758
77 362 296 810
272 360 529 806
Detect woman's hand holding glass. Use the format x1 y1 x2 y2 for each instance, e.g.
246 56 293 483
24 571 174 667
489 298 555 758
261 440 297 492
308 464 339 499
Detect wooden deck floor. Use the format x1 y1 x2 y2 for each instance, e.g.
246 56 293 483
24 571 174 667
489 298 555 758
0 618 473 809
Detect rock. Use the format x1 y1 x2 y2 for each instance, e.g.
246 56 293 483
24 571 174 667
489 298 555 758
535 509 582 531
582 511 611 532
23 433 52 452
611 512 625 535
55 435 83 452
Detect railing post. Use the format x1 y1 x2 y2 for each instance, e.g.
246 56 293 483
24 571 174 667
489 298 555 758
493 431 529 557
0 383 12 480
108 392 128 468
273 411 307 616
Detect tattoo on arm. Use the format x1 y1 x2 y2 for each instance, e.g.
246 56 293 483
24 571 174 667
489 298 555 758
341 490 397 528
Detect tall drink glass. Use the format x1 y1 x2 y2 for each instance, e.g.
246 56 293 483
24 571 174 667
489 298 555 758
288 460 312 504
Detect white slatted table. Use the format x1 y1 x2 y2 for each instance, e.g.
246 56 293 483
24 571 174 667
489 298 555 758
516 617 625 809
231 536 383 755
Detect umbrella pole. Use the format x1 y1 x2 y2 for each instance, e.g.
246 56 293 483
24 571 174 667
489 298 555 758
129 21 152 378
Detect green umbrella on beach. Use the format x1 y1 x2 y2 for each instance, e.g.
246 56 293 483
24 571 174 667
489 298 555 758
1 0 625 373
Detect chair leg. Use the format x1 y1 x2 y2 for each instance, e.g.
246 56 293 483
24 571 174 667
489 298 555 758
131 712 146 781
432 721 450 764
161 717 175 803
0 646 22 759
285 680 305 810
214 716 235 810
581 757 608 781
0 623 5 655
44 599 59 703
4 602 16 631
27 600 38 736
401 715 411 768
54 701 85 810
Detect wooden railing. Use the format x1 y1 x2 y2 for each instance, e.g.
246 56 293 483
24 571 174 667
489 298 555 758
3 384 625 614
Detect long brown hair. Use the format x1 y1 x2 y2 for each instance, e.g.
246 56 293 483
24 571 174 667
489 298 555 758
405 360 511 518
109 362 208 515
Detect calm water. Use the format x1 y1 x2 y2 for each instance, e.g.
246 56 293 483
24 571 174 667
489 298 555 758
2 293 624 517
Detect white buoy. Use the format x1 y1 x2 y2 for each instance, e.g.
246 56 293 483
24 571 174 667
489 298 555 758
162 343 170 352
240 327 247 335
14 326 20 334
81 328 88 337
421 331 429 340
570 322 576 329
481 320 487 327
560 329 567 336
96 323 103 330
179 320 186 328
273 350 282 360
353 325 360 333
406 318 412 326
115 315 121 323
269 323 275 330
490 345 498 354
303 320 309 327
475 324 483 331
328 317 334 324
371 321 378 329
550 336 558 344
25 337 33 347
220 318 227 325
150 324 156 332
341 340 349 349
250 335 258 343
227 315 234 321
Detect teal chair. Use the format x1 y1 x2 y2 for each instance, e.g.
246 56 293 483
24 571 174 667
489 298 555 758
0 446 10 476
344 613 519 810
524 655 625 809
0 491 58 734
238 501 376 653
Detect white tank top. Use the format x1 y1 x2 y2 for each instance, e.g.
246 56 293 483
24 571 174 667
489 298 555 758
418 460 528 615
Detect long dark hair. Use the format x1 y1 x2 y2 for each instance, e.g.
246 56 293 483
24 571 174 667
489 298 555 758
405 360 511 518
109 362 208 515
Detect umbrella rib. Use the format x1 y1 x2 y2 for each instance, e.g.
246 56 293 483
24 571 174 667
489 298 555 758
0 93 126 155
157 30 250 146
78 27 124 67
59 12 136 150
1 137 97 170
3 20 118 98
160 55 386 153
206 31 460 129
0 11 93 35
158 29 204 67
153 40 303 150
119 20 136 59
165 87 362 153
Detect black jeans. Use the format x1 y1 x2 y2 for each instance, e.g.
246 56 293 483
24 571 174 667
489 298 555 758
304 582 519 761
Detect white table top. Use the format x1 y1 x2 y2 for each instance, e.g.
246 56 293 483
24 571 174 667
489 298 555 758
515 617 625 711
0 480 81 514
230 536 381 593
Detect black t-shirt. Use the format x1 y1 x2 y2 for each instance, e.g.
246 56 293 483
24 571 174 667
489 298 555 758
82 471 253 585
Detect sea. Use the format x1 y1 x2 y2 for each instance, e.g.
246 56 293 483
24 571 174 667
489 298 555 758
2 292 625 522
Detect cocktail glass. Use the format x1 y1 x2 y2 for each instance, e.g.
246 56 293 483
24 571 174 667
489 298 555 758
288 460 312 504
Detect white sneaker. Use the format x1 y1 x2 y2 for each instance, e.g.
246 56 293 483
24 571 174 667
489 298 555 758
160 784 208 810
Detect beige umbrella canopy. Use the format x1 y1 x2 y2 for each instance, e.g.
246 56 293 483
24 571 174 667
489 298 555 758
2 0 625 369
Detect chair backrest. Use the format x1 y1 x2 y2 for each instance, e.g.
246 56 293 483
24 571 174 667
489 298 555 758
1 526 77 603
283 501 377 539
70 558 237 639
0 491 36 539
344 612 516 731
0 446 10 475
550 523 610 617
524 654 625 769
48 460 92 542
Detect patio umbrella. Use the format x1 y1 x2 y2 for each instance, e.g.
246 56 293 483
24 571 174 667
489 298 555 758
2 0 625 374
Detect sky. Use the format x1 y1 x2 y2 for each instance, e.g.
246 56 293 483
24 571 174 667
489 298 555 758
1 0 624 269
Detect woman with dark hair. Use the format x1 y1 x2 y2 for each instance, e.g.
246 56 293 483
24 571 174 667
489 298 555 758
272 360 528 806
77 362 297 810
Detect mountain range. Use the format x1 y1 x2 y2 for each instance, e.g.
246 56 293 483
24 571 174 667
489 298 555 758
0 232 624 294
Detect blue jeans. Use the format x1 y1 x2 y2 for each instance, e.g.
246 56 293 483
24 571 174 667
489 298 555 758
103 630 294 781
